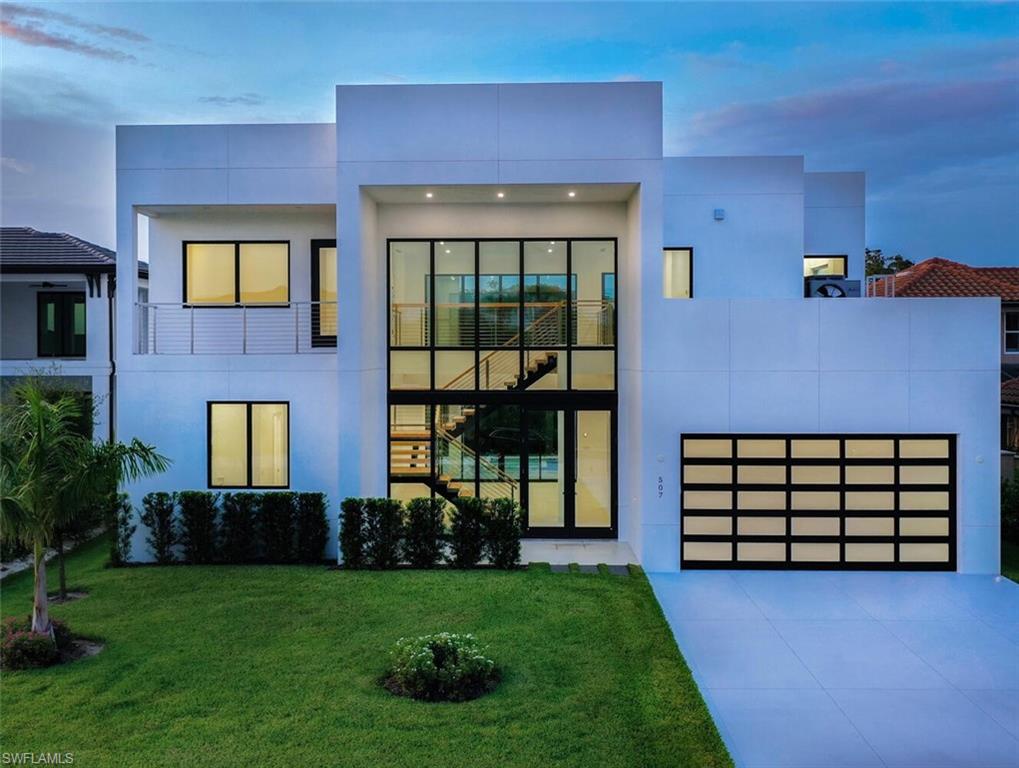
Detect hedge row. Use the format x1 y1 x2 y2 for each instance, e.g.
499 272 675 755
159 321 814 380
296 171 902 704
139 491 329 565
340 496 522 569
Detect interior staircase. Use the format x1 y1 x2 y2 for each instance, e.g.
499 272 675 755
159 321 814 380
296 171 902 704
388 301 568 501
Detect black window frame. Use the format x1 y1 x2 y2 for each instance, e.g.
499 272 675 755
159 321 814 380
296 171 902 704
386 238 618 540
310 239 337 347
36 291 86 358
663 246 694 299
1004 310 1019 354
182 240 291 307
803 254 848 279
207 400 291 489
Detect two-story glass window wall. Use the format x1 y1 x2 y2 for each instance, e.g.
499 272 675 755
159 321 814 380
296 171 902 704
388 239 617 538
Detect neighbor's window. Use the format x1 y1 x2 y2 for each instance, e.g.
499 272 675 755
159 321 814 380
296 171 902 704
804 255 848 278
1006 311 1019 353
311 240 337 344
37 292 86 357
663 248 692 298
208 402 289 488
185 242 289 305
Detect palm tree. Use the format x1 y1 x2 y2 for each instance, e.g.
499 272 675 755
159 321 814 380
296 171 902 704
0 383 168 637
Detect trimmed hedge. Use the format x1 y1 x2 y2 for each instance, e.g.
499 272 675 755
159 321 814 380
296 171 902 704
178 491 219 564
261 492 296 563
403 497 446 568
140 492 177 564
296 493 330 564
364 498 404 569
137 491 330 565
220 493 260 563
448 497 486 569
340 496 522 570
484 498 523 570
339 498 367 568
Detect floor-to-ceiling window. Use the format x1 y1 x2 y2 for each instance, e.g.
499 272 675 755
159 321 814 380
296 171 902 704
387 238 617 538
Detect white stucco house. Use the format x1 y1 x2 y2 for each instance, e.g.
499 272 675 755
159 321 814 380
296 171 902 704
114 81 1001 572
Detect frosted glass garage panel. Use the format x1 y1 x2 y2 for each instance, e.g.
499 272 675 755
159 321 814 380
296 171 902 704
680 433 955 570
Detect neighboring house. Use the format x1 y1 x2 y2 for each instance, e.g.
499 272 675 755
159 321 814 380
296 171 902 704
868 258 1019 450
114 81 1000 573
0 226 147 441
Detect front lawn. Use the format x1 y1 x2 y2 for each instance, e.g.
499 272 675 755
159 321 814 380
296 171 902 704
0 539 730 768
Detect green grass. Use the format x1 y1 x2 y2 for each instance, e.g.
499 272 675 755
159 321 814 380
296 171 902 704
0 539 731 768
1003 540 1019 584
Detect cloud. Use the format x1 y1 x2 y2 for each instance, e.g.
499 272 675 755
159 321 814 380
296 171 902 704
0 2 146 62
2 3 148 42
0 19 136 62
612 73 642 82
198 93 265 107
678 76 1019 192
1 156 32 174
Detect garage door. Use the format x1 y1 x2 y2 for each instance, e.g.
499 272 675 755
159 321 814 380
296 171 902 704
681 434 955 570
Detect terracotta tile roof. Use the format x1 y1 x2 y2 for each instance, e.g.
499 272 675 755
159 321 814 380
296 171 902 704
868 257 1019 300
1004 377 1019 408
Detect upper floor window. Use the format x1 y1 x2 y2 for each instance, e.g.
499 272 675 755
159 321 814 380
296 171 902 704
208 401 289 488
37 291 85 357
1006 311 1019 353
804 255 847 278
663 247 692 298
388 239 615 391
311 239 337 345
184 241 289 305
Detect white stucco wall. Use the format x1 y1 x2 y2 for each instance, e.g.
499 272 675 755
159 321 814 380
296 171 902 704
663 156 806 299
805 171 866 279
639 296 1001 574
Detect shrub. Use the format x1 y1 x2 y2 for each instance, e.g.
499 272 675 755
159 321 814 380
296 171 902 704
261 492 296 563
109 493 136 567
364 498 404 569
447 496 485 568
220 493 261 563
140 492 177 564
403 497 447 568
339 497 367 568
295 492 329 563
177 491 219 564
1003 472 1019 545
383 633 499 702
484 498 523 569
1 616 71 671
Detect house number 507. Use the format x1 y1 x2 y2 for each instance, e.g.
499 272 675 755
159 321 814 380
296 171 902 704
657 476 664 499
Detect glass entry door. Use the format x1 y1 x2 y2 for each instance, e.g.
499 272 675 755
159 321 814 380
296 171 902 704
523 408 614 537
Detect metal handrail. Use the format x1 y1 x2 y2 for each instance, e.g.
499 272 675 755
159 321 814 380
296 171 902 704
135 300 337 355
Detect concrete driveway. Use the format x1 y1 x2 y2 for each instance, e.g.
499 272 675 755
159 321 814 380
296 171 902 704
649 570 1019 768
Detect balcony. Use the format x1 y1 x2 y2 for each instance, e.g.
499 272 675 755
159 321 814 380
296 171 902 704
135 301 337 355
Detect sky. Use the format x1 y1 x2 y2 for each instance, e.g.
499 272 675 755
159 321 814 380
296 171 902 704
1 1 1017 266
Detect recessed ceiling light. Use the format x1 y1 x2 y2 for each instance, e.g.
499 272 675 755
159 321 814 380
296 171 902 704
445 249 451 254
425 192 433 198
568 190 576 198
547 248 553 253
496 191 505 199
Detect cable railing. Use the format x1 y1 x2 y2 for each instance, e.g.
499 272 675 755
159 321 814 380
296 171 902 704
135 301 337 355
391 299 614 349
